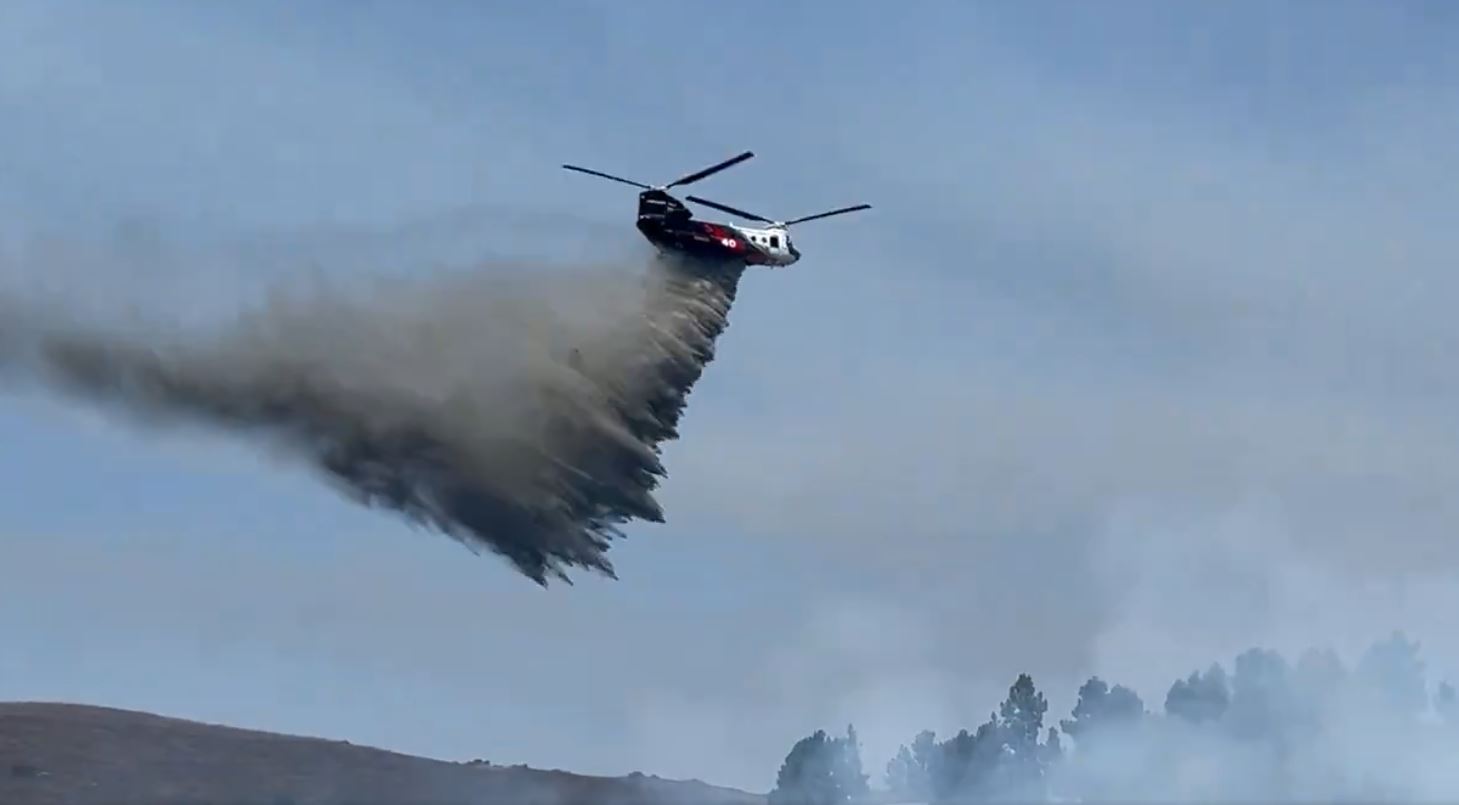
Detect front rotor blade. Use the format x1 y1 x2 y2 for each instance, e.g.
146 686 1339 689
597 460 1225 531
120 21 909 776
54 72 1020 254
562 164 652 189
667 151 754 188
784 204 872 226
685 195 774 224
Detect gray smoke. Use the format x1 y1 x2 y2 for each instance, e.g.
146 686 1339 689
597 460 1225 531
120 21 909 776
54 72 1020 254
0 252 744 586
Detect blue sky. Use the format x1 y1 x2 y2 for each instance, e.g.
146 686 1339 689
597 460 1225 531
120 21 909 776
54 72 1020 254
5 0 1459 792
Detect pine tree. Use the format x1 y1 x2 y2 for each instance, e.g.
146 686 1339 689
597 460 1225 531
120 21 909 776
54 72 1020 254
1063 676 1110 738
1041 726 1062 765
910 729 937 775
884 730 935 801
1227 647 1294 741
770 726 869 805
769 730 842 805
1356 631 1428 722
1166 663 1230 723
930 729 972 801
836 724 869 799
931 717 1001 802
1060 676 1144 743
996 674 1051 798
1000 673 1048 758
884 745 916 798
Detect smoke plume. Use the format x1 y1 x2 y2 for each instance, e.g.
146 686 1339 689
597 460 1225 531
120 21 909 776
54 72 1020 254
0 252 744 586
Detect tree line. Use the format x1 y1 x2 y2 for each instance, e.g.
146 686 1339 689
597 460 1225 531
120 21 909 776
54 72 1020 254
769 631 1459 803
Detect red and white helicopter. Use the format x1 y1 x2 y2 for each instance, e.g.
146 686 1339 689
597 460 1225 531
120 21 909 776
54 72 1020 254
562 150 870 268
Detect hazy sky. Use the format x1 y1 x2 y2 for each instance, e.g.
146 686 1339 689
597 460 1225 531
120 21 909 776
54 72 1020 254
5 0 1459 792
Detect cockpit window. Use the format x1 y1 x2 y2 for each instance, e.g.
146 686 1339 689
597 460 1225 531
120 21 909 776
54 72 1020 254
770 235 780 248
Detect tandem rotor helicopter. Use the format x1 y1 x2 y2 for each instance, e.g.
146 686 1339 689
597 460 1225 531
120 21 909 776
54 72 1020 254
562 150 870 268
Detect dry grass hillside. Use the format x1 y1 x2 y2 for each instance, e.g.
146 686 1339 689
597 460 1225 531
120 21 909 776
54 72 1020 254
0 702 765 805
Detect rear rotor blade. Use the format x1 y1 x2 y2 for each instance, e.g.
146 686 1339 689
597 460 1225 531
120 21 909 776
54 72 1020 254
562 164 651 189
785 204 872 226
667 151 754 188
685 195 774 224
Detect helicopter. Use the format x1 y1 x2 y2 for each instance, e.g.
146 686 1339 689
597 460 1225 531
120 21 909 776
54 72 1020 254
561 150 870 268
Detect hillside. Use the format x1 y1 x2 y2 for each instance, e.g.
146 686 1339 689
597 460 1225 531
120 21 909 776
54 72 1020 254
0 702 765 805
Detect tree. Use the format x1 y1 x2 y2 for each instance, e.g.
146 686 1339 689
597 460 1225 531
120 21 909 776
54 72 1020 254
930 728 972 800
1227 647 1295 741
1041 726 1063 766
835 724 870 800
775 631 1459 803
999 674 1048 757
917 676 1055 801
770 730 841 805
770 726 867 805
931 718 1001 803
994 673 1052 798
911 728 937 769
884 730 935 801
1166 663 1230 724
1356 631 1427 721
884 745 916 799
1060 676 1145 743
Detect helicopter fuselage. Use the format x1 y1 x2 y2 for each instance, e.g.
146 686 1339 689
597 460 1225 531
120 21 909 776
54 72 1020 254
561 150 865 269
635 189 799 268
